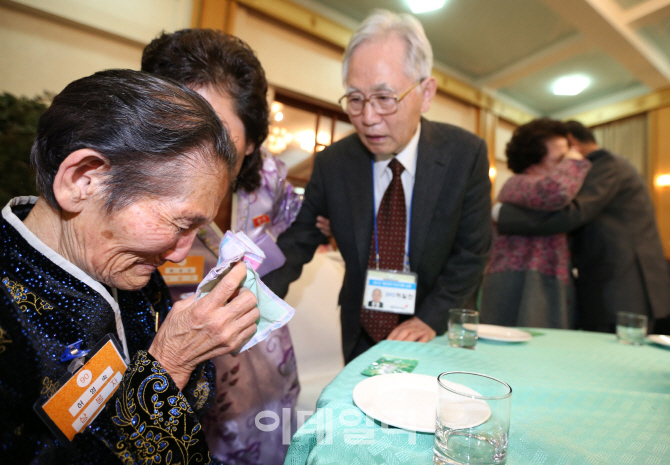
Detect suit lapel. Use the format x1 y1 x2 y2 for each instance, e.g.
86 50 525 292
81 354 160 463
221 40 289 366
410 120 453 269
343 137 375 273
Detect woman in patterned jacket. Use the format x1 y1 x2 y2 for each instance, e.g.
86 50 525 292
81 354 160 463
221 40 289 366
481 118 591 329
0 69 259 464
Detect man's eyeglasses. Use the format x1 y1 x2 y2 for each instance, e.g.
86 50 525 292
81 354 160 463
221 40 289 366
338 80 423 116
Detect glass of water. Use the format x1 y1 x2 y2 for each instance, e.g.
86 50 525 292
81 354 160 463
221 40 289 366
434 372 512 465
448 309 478 349
616 312 648 346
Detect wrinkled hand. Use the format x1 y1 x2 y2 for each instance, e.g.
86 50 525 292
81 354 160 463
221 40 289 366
387 317 436 342
316 216 332 238
149 262 259 390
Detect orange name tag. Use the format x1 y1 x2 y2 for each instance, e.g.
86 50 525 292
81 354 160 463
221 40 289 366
34 335 127 442
253 214 270 228
158 255 205 285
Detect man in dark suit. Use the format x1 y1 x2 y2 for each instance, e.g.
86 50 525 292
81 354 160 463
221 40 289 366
496 120 670 332
263 10 492 363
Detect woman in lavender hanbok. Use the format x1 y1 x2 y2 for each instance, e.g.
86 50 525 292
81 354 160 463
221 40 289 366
142 30 319 465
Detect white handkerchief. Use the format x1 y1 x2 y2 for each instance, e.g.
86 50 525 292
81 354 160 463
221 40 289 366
195 231 295 352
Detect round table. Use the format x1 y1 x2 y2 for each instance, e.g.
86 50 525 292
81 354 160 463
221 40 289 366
284 329 670 464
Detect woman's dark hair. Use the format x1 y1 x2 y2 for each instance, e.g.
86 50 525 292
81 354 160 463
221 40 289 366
141 29 269 193
506 118 569 174
31 69 234 213
565 120 597 144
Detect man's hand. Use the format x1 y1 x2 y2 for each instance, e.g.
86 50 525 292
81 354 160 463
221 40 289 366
565 149 583 160
149 262 259 390
387 317 436 342
316 215 332 237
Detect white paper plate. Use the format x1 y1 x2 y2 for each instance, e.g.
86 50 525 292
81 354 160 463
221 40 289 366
477 324 532 342
352 373 490 433
647 334 670 347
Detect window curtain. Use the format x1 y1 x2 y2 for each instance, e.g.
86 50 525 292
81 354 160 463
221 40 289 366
591 114 648 179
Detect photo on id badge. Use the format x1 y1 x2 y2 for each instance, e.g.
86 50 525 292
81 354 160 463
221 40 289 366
363 269 417 315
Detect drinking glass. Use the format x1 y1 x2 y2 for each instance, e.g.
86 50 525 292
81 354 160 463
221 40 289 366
616 312 648 346
434 372 512 465
448 309 478 349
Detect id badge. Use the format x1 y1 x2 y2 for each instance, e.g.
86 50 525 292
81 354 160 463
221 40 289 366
33 334 128 442
158 255 205 285
363 268 417 315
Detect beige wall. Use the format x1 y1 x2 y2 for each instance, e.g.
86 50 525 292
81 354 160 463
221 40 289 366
233 7 344 106
1 1 485 133
7 0 193 43
0 4 143 97
425 93 477 133
650 107 670 259
492 119 516 198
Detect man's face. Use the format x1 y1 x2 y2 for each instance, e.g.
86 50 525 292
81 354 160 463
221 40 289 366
372 289 382 303
345 34 432 157
566 133 588 156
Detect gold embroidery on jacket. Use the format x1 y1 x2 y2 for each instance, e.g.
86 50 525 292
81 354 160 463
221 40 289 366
41 377 59 398
108 351 211 464
2 276 54 315
192 374 210 411
0 325 11 354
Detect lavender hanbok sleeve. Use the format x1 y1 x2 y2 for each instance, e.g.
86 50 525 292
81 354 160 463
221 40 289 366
262 149 302 238
498 158 591 211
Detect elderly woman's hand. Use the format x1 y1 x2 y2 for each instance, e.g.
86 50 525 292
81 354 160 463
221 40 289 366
148 262 259 390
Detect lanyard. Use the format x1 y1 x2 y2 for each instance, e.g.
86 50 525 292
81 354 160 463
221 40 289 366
371 158 412 272
110 288 130 364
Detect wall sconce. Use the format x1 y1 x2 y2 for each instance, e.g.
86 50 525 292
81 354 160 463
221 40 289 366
656 174 670 188
489 166 497 179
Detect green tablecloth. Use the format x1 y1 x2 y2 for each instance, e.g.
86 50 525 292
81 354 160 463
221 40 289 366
284 329 670 464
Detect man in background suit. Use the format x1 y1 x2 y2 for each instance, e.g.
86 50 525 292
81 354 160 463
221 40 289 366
496 120 670 332
263 10 492 363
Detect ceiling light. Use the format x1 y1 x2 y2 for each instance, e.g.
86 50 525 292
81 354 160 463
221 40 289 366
407 0 446 14
552 75 590 96
317 131 331 145
296 130 316 152
274 112 284 122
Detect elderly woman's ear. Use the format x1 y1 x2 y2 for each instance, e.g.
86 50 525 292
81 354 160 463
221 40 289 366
52 148 109 212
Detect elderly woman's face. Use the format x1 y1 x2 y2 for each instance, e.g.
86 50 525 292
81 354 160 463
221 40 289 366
79 166 227 290
196 85 254 177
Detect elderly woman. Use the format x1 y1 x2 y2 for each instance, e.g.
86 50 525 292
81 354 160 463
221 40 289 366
141 29 311 464
481 118 591 329
0 69 259 464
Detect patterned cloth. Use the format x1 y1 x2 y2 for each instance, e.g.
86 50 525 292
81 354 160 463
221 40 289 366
480 158 590 329
164 151 302 465
0 197 218 464
360 158 405 342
